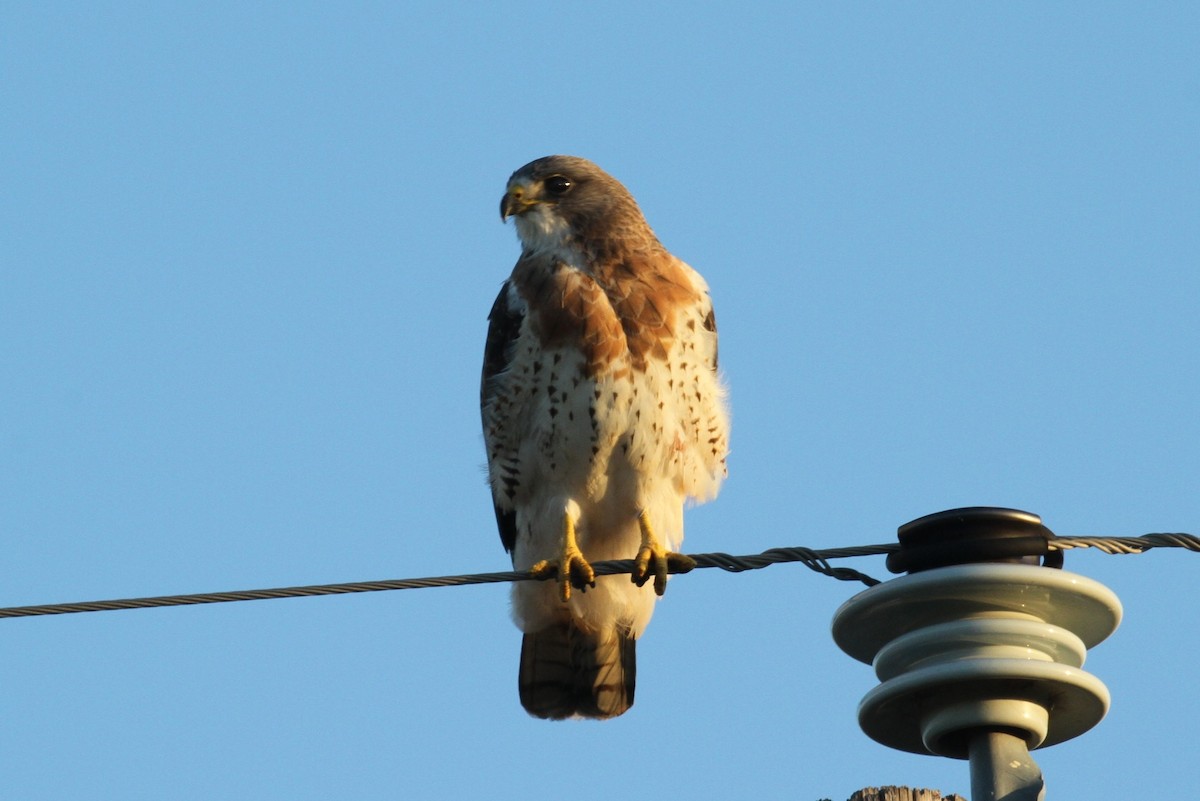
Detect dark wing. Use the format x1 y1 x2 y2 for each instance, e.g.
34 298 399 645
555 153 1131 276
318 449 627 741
481 281 524 553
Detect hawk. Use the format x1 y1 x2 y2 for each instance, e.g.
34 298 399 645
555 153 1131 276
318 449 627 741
481 155 729 719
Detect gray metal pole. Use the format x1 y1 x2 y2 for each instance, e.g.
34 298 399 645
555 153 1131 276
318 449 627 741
968 730 1044 801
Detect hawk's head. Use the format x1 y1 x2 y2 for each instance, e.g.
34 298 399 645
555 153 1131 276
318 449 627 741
501 155 654 260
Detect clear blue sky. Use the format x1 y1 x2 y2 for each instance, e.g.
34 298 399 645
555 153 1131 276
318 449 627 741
3 3 1197 799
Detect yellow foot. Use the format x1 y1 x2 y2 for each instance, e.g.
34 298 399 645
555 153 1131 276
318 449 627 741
529 510 595 602
632 510 696 596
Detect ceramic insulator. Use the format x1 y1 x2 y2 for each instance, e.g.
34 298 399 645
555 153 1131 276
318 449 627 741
831 551 1121 758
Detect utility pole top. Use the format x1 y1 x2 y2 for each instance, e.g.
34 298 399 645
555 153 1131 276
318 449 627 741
817 786 967 801
830 507 1122 801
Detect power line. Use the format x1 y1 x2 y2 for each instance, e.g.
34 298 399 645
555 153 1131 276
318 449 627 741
1048 532 1200 555
0 534 1195 621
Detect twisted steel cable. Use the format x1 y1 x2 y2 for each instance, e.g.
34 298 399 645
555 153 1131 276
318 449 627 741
0 534 1191 620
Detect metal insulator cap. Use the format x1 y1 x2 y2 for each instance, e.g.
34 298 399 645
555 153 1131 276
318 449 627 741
886 506 1063 574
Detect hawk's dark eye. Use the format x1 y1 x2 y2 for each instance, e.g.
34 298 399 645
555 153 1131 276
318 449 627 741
544 175 572 196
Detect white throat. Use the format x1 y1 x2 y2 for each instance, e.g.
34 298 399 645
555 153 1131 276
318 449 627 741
514 205 579 262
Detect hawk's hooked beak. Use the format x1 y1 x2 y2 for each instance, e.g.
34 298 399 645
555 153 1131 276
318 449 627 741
500 186 535 222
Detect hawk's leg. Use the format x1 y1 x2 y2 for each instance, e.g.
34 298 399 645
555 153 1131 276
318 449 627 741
529 509 595 602
632 509 696 596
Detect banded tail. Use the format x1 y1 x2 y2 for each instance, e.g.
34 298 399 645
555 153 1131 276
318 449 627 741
518 621 637 719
